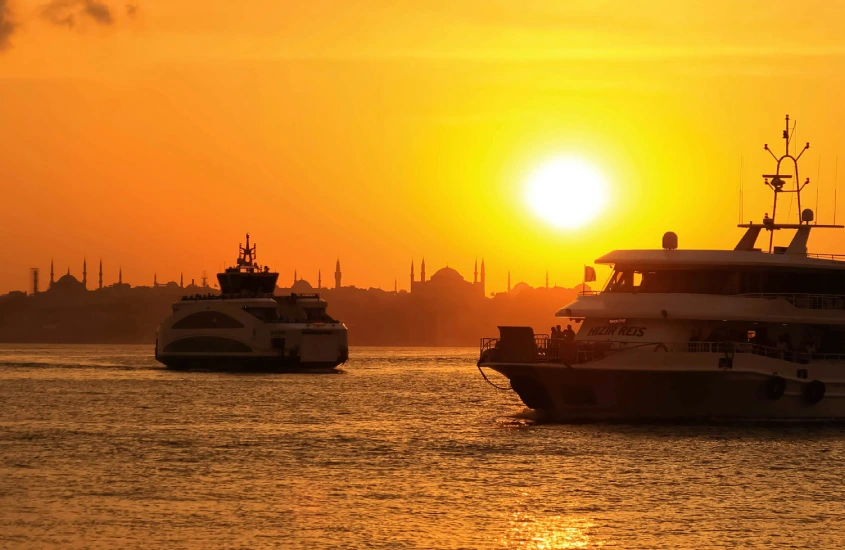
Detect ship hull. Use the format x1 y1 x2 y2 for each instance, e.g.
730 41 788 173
155 295 349 373
158 354 345 372
482 356 845 421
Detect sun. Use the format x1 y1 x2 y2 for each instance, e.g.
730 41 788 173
524 157 609 229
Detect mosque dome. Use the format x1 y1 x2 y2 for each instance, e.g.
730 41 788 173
429 266 465 284
56 273 79 284
51 271 86 293
291 279 314 292
511 281 533 294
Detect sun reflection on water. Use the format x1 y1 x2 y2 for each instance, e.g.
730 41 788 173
501 512 604 549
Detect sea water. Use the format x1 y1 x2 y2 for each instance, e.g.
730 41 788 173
1 344 844 549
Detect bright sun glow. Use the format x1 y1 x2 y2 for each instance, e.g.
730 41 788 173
524 157 609 229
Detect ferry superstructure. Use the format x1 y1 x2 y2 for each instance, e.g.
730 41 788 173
155 234 348 371
478 116 845 420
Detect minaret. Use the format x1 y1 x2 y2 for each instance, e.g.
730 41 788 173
180 273 183 288
421 258 426 283
294 269 297 285
98 260 103 289
507 271 511 293
394 277 397 293
480 259 486 296
474 259 478 284
154 273 158 287
50 259 54 288
546 270 549 289
118 267 123 285
335 259 342 289
318 270 322 289
82 258 87 289
410 260 414 292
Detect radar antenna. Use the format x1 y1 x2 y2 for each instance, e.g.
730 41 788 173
761 114 810 252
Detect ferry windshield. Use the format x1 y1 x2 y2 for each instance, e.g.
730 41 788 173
243 306 279 323
305 307 336 323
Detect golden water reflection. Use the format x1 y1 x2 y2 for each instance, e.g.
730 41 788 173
501 512 605 549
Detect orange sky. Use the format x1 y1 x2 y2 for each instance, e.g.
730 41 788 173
2 0 845 294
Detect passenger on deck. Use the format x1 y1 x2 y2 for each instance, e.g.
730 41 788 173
550 326 560 339
562 324 576 342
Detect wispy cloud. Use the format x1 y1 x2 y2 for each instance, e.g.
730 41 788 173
0 0 15 51
40 0 114 29
83 0 112 25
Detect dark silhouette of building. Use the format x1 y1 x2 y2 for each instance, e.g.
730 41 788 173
30 268 39 295
410 259 485 297
0 255 586 346
335 259 342 289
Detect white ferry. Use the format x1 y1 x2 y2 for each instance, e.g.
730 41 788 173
478 116 845 420
156 234 348 371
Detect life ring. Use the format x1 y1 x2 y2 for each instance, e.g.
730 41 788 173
654 343 669 352
766 376 786 400
803 380 826 405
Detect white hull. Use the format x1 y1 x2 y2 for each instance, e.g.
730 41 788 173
155 297 348 371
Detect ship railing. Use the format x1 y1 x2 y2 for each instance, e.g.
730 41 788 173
480 336 845 365
739 293 845 311
181 292 272 301
806 253 845 261
480 337 501 354
570 292 845 311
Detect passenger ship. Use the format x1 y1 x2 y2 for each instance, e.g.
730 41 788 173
156 234 348 371
478 116 845 420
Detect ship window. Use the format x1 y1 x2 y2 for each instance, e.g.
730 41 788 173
633 272 643 288
172 311 244 329
605 267 845 296
163 337 252 353
243 307 278 323
305 307 336 323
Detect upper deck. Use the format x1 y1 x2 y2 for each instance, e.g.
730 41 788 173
596 248 845 271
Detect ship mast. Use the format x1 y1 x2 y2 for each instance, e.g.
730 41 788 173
238 233 259 273
762 114 810 252
735 115 841 254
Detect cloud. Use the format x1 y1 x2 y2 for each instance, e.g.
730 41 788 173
125 2 137 18
40 0 75 27
40 0 113 28
0 0 16 50
83 0 111 25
